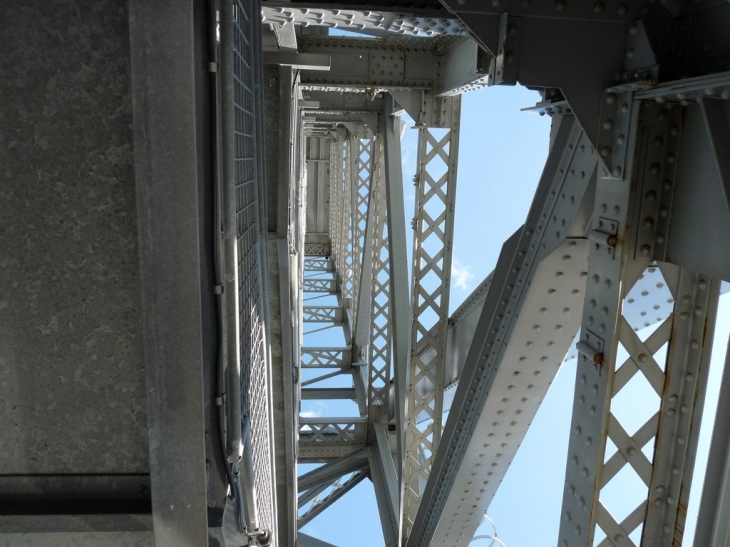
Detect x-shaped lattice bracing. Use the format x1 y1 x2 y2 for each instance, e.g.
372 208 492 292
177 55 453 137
404 103 461 536
304 257 332 271
367 140 393 407
586 263 717 547
303 306 341 323
299 421 359 444
351 137 374 329
588 270 672 545
300 348 351 368
303 278 335 292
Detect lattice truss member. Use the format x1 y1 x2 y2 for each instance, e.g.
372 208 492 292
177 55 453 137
404 98 462 536
558 100 723 547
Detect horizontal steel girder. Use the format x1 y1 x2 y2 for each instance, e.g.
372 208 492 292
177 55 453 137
297 35 488 95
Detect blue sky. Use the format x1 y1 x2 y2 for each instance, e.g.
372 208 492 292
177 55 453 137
298 82 730 546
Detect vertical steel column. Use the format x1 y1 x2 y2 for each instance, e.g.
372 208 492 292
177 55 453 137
367 138 393 409
129 0 209 544
642 268 720 544
383 95 411 547
693 334 730 547
559 98 722 547
350 137 374 335
559 93 641 547
370 422 401 546
403 97 462 537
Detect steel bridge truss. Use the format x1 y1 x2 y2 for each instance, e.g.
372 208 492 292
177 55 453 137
261 1 730 547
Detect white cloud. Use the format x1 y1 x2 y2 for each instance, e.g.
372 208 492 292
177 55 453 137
300 401 327 418
451 258 475 291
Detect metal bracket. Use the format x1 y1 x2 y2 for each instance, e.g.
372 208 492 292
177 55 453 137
606 66 658 93
588 218 618 260
576 330 605 375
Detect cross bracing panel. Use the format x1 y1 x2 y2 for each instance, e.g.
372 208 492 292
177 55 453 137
350 136 374 334
560 264 720 546
558 97 723 547
299 418 368 445
303 305 344 323
302 277 336 293
304 257 334 272
403 97 462 537
300 347 352 369
366 138 393 408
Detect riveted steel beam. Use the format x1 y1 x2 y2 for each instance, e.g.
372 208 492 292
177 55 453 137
370 423 400 547
297 35 489 95
406 114 598 547
298 449 370 491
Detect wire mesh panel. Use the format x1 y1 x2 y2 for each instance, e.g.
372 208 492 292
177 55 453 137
231 0 275 535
